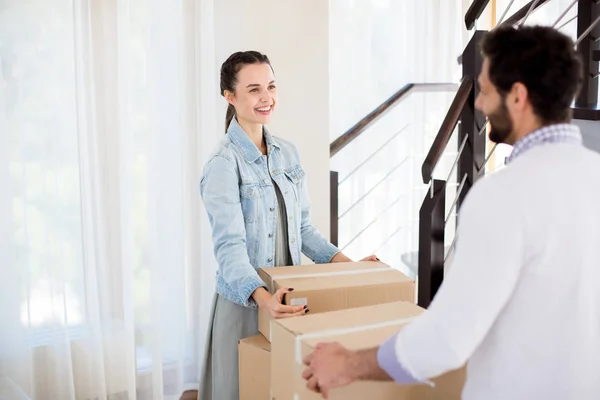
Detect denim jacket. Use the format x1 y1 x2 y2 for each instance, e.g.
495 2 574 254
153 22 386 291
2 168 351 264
200 118 339 308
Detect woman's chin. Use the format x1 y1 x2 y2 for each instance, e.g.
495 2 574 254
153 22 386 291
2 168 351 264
253 113 273 125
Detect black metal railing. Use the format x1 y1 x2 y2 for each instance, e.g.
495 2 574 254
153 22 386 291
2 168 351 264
418 0 600 308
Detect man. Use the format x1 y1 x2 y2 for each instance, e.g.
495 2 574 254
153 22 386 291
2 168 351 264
302 26 600 400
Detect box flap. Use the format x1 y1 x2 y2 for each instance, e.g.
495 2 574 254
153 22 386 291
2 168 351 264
239 334 271 352
259 261 391 281
276 270 412 292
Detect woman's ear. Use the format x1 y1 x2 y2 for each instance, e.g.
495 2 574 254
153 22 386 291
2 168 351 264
224 90 235 106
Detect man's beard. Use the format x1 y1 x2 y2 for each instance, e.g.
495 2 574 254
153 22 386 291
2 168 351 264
488 99 513 145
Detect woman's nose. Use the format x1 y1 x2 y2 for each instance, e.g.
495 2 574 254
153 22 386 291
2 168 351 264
260 93 272 103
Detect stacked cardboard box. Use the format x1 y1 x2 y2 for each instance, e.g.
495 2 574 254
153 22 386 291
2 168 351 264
238 334 271 400
271 301 465 399
238 262 465 399
257 261 415 342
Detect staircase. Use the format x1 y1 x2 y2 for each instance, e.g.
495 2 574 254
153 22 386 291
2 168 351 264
329 0 600 308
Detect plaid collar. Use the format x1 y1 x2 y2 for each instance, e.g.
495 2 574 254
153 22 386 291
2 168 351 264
506 123 582 164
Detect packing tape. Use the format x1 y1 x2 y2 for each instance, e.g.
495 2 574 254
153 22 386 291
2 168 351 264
294 316 418 365
267 266 392 293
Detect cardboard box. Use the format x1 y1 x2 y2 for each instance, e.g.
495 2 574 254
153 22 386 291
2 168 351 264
239 334 271 400
258 261 415 341
270 301 466 400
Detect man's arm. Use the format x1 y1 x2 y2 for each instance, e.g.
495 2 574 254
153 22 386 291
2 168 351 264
348 348 392 382
344 345 420 384
391 179 527 381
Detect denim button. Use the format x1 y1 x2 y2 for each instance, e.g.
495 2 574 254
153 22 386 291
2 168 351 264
269 233 273 238
267 258 273 263
269 207 275 212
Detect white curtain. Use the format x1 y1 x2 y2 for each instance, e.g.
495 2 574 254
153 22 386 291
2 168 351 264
0 0 218 399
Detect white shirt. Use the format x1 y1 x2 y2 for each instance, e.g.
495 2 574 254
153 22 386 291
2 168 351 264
389 127 600 399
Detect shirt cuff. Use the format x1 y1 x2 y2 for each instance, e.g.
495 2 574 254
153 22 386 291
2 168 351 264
377 334 421 385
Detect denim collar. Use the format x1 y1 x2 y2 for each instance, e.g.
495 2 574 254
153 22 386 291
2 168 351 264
227 117 280 163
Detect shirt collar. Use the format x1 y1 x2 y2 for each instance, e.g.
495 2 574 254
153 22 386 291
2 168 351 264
506 123 582 164
227 117 280 163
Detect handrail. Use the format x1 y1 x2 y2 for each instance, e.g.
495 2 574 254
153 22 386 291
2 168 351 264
421 77 473 184
330 83 458 157
500 0 551 27
465 0 491 30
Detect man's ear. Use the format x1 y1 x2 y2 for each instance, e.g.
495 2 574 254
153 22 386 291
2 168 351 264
511 82 529 112
224 90 235 106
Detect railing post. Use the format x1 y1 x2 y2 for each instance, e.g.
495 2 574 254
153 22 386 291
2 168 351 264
459 30 487 208
575 0 600 108
330 171 339 247
418 179 446 308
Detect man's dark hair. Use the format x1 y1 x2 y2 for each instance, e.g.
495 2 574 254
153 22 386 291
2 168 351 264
480 25 583 124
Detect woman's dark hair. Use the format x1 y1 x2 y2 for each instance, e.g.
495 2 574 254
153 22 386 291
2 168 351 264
480 25 583 124
220 51 272 132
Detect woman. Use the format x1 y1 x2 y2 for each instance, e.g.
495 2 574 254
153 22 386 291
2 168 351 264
198 50 377 400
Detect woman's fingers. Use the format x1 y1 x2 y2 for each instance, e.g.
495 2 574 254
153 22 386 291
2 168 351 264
273 305 308 319
273 287 293 302
275 303 306 314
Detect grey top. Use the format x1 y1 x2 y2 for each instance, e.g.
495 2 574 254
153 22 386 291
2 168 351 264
269 158 292 267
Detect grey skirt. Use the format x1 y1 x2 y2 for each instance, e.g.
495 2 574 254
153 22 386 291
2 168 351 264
197 293 259 400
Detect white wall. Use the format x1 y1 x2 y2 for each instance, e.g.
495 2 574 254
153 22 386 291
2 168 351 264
214 0 332 242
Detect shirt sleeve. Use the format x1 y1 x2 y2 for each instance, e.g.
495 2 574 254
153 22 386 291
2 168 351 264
377 335 421 384
387 178 527 381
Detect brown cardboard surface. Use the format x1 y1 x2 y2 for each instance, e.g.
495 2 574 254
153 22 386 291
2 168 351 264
258 261 394 284
271 302 465 400
239 334 271 400
258 262 415 342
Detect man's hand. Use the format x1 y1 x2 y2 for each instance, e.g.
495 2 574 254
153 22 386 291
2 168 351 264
302 342 358 398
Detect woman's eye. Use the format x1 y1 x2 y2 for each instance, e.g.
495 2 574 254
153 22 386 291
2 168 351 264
268 85 276 90
250 88 259 93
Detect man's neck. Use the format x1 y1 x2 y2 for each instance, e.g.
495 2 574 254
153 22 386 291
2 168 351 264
509 120 545 146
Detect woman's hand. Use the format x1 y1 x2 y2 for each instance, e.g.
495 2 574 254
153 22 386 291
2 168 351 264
360 254 380 262
253 287 308 319
330 252 381 263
